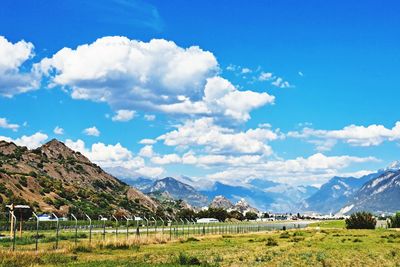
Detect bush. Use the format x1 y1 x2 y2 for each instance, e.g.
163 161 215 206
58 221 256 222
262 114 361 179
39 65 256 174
266 237 278 246
345 212 376 229
280 232 290 238
388 212 400 228
178 253 201 265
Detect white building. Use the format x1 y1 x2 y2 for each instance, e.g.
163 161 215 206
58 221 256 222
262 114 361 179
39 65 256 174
197 218 219 223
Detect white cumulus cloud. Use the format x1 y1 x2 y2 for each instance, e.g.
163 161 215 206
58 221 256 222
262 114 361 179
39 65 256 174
144 114 156 121
37 36 273 122
0 36 39 97
112 109 136 122
206 153 378 186
83 126 100 137
0 117 19 131
53 126 64 135
157 117 280 155
0 132 48 149
288 122 400 150
65 139 164 177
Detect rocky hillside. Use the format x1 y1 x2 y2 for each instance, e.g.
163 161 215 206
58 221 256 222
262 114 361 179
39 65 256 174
209 195 234 209
144 177 209 207
234 198 259 214
338 170 400 215
0 139 157 217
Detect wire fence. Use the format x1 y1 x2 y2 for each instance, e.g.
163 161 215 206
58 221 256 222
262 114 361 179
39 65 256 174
0 211 309 252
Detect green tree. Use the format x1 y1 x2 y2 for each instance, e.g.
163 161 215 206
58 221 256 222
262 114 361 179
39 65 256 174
177 208 195 220
245 211 258 221
228 210 245 221
345 212 376 229
388 212 400 228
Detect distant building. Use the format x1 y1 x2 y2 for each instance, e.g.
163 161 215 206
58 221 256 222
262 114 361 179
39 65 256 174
197 218 219 223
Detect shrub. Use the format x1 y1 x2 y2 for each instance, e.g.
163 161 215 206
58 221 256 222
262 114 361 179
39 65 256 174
28 171 37 178
178 253 201 265
280 232 290 238
266 237 278 246
388 212 400 228
345 212 376 229
19 176 28 187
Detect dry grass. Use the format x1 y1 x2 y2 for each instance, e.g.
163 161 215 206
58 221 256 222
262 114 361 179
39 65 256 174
1 228 400 266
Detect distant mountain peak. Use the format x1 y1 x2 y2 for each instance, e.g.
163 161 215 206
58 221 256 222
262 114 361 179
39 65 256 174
384 160 400 171
209 195 234 209
140 176 209 207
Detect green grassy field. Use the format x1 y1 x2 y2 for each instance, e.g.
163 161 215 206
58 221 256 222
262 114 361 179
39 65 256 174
308 220 346 228
1 223 400 267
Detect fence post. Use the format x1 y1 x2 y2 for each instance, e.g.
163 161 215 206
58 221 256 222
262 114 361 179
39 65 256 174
123 216 130 239
152 217 157 236
159 217 165 236
143 216 149 237
52 213 59 250
99 215 106 241
185 218 190 237
180 219 185 237
136 216 140 237
71 214 78 246
11 211 17 251
85 214 92 244
167 216 172 240
112 215 118 239
32 212 39 251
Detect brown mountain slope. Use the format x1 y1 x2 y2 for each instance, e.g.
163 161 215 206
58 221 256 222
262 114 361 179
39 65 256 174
0 139 157 217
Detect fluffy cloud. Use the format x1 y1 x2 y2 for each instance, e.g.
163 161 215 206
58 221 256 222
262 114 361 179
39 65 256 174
288 122 400 150
157 117 280 155
0 132 48 149
151 152 262 167
271 77 291 88
112 109 136 122
65 139 139 168
206 153 378 186
139 138 157 145
202 77 274 122
0 36 38 97
144 114 156 121
138 145 154 158
0 117 19 131
38 36 273 122
83 126 100 137
241 67 251 74
258 72 273 81
53 126 64 135
65 139 164 177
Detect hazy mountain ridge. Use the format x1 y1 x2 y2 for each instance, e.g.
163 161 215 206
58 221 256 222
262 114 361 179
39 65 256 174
129 177 209 207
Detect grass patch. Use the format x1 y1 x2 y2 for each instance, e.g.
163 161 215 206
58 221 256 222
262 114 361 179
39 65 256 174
309 220 346 229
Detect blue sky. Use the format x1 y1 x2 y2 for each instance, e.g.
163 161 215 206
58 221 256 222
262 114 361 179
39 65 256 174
0 0 399 188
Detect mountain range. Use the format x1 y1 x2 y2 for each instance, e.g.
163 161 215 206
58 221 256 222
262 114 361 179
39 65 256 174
338 169 400 215
303 161 400 215
1 139 399 216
